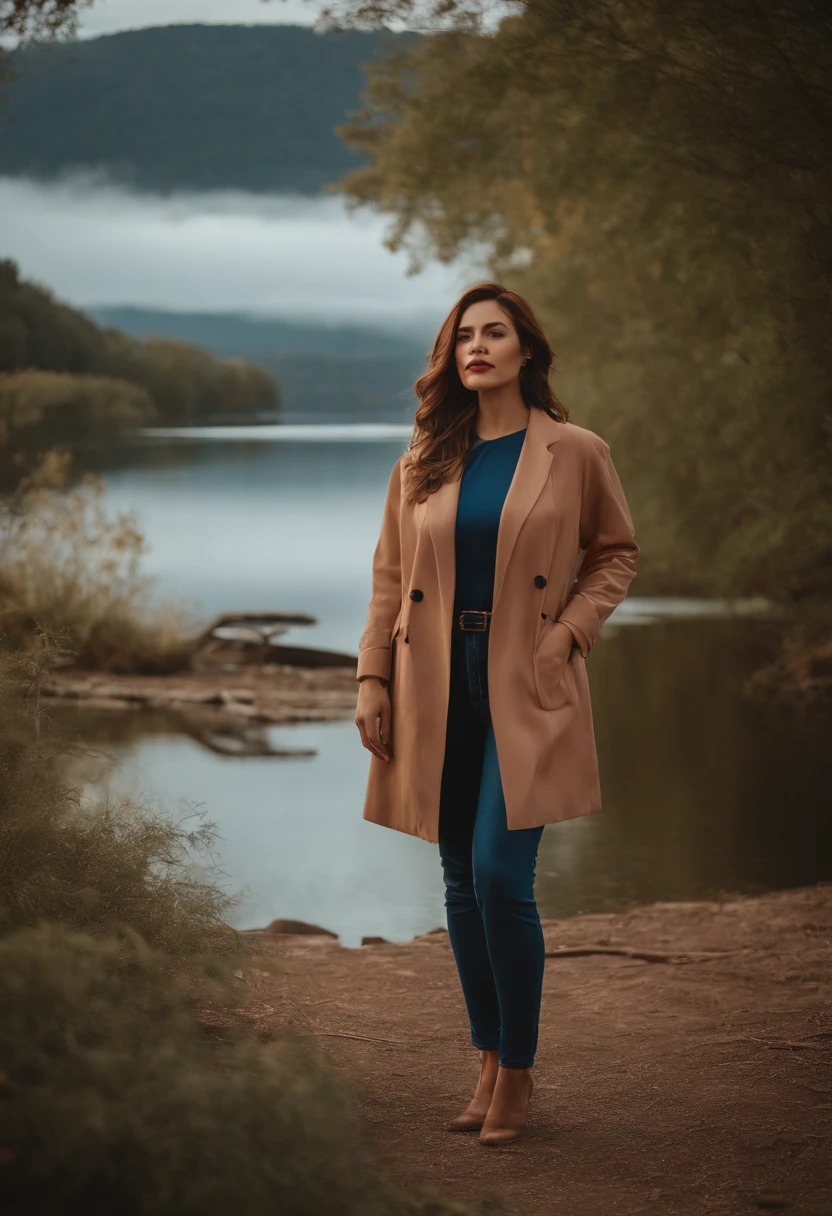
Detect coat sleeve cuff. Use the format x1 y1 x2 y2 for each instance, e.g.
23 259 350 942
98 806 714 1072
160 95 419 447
559 619 591 658
356 645 392 683
556 593 598 658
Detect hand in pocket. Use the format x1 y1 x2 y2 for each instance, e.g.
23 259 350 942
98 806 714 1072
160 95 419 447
533 619 575 711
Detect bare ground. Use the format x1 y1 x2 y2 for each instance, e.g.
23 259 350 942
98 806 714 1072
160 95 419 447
232 884 832 1216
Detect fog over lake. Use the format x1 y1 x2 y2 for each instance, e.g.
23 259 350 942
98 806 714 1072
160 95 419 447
0 175 467 331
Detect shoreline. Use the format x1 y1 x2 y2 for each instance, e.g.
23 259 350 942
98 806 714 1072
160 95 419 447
40 662 359 727
220 882 832 1215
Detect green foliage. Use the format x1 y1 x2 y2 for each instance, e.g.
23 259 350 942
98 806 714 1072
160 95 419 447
0 24 416 194
135 337 277 421
0 922 489 1216
331 0 832 644
0 926 339 1215
0 259 280 424
87 309 431 418
0 368 158 443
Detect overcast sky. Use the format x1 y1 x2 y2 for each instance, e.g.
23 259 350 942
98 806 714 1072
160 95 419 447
75 0 320 38
72 0 514 38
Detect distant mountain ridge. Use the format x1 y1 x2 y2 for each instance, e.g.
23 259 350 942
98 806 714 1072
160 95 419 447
86 307 433 360
0 24 415 194
89 306 431 419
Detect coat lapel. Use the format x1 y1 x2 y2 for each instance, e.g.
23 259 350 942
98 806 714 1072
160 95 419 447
425 406 564 624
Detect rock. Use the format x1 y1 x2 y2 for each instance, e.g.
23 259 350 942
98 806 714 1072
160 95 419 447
361 936 389 946
411 927 448 942
264 918 338 938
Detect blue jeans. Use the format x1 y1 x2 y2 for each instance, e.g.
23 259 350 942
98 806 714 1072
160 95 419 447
437 624 546 1068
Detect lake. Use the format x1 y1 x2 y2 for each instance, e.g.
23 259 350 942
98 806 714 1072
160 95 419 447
51 424 832 947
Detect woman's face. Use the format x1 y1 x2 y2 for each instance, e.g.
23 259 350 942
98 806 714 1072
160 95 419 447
454 299 531 392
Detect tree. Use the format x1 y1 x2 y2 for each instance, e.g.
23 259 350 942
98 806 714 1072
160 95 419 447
1 0 92 78
1 0 90 43
328 0 832 646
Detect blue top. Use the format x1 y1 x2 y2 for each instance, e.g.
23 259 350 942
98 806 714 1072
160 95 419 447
453 426 527 617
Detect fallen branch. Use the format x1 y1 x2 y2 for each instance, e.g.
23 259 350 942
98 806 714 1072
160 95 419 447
544 945 743 964
310 1031 412 1046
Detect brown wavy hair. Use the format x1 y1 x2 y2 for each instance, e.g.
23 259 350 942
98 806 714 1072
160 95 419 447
403 282 569 505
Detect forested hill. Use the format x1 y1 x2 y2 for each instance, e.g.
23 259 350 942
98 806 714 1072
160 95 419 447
0 25 414 194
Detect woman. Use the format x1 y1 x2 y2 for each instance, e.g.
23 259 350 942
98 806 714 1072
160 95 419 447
354 283 638 1146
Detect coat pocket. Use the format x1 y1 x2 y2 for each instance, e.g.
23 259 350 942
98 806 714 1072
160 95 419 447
533 617 574 712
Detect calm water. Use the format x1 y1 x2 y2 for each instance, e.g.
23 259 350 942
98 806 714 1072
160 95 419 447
51 427 831 946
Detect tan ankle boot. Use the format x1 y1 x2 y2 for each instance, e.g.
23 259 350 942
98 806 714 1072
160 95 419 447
478 1066 534 1146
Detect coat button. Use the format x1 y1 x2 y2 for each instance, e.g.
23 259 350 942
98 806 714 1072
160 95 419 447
409 588 423 601
534 574 547 588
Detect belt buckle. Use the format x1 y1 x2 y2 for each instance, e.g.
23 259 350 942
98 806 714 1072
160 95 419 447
459 609 489 631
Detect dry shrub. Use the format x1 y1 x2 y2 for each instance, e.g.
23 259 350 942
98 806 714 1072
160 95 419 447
0 924 487 1216
0 450 201 672
0 638 240 958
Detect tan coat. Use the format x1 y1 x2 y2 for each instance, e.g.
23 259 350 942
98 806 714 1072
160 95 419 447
356 405 639 843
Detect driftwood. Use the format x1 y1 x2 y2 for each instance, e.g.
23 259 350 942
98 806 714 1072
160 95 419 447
178 730 315 758
258 644 357 669
192 610 316 645
189 611 355 671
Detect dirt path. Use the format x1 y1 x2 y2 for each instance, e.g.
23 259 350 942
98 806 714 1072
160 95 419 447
237 884 832 1215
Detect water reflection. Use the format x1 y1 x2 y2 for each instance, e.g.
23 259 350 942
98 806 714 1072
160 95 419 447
28 425 830 944
54 615 831 947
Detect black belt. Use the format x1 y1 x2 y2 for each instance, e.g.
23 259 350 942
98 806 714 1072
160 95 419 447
456 609 491 632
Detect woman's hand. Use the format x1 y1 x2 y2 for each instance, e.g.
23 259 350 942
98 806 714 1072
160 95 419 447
355 677 392 762
543 620 575 683
549 620 575 663
534 619 577 710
